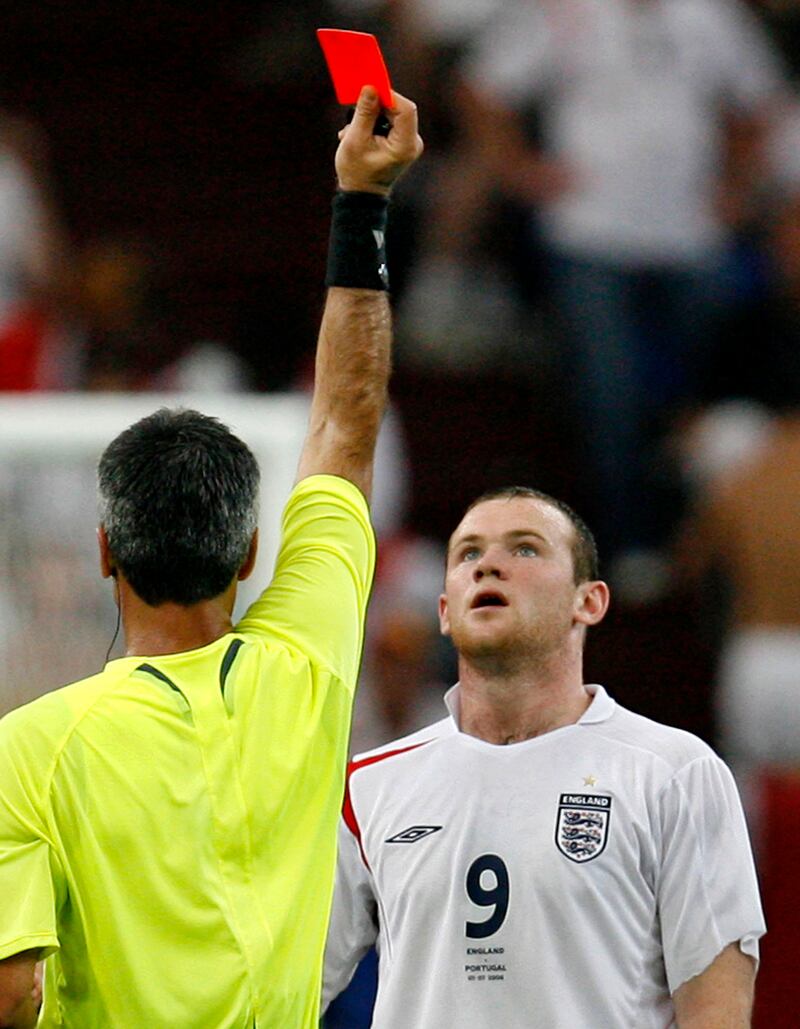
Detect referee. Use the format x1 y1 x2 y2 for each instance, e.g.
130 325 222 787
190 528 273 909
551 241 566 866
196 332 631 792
0 87 422 1028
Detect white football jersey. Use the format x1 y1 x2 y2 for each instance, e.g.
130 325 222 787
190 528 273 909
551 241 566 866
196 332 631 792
323 685 764 1028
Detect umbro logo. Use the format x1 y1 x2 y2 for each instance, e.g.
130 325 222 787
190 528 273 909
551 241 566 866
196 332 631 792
385 825 442 844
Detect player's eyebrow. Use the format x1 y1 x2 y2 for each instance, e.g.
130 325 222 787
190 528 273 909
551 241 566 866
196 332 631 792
503 529 549 543
451 529 550 550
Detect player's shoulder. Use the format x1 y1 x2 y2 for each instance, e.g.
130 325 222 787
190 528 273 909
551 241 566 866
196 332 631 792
602 699 719 774
349 716 453 779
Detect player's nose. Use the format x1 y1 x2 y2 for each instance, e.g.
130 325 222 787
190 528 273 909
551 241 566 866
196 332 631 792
473 547 506 579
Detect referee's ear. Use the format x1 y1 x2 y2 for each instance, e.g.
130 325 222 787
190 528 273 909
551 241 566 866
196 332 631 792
237 530 259 582
97 525 115 580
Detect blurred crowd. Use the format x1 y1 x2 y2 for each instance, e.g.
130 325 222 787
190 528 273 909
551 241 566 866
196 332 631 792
2 0 800 893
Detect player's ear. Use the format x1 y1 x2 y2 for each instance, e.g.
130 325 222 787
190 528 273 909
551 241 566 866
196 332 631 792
438 593 451 637
97 525 115 579
238 529 259 582
574 580 610 628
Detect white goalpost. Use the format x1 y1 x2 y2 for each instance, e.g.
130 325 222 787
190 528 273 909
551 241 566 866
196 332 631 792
0 392 309 715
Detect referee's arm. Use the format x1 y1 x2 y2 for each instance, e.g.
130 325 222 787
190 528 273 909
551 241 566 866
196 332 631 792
672 941 756 1028
0 950 40 1028
295 87 422 502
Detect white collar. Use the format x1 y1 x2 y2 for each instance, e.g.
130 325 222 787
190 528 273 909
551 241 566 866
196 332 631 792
443 682 615 732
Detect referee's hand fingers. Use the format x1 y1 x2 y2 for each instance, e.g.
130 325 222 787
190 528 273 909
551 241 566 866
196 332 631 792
336 87 423 194
345 85 382 142
385 91 422 162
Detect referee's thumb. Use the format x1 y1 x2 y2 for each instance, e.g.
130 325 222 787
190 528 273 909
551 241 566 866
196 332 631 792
350 86 380 136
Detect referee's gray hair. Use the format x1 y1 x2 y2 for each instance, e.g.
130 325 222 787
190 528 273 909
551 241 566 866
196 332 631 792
98 408 260 606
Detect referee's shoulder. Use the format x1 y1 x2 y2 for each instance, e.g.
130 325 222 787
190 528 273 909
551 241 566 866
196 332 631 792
0 668 114 747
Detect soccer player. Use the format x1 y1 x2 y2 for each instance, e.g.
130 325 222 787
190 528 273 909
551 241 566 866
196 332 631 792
0 87 422 1028
323 487 765 1028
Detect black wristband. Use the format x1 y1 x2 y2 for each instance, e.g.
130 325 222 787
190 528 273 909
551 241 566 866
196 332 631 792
325 191 390 291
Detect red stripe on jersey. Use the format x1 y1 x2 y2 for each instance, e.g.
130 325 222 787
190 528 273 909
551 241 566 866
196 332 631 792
342 740 435 870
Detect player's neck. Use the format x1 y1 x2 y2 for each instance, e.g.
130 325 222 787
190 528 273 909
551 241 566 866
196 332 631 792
117 580 237 658
456 658 591 745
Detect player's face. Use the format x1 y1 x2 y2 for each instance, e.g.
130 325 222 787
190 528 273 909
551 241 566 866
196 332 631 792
440 497 586 663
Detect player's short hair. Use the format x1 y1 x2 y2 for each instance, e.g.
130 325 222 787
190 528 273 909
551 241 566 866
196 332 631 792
459 486 599 584
98 408 260 606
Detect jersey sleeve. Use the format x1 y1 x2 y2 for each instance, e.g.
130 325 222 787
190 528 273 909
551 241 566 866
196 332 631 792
322 816 379 1012
0 709 60 962
235 474 376 689
461 1 553 107
703 0 784 110
655 754 765 994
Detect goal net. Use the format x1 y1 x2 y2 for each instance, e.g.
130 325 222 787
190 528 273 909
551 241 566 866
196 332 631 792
0 392 309 715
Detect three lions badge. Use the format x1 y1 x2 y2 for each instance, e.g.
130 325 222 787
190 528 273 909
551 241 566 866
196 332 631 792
555 793 612 863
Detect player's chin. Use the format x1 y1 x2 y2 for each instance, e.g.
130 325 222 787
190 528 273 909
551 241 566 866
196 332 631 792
453 623 513 658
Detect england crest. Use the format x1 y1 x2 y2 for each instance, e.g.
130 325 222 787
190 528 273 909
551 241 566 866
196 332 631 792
555 793 612 863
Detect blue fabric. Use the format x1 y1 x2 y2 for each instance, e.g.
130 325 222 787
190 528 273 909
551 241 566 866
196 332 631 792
324 948 378 1029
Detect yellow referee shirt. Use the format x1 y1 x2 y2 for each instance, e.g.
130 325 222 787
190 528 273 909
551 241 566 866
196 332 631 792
0 474 375 1028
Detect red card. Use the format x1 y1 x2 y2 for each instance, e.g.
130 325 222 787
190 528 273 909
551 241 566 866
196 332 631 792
317 29 393 110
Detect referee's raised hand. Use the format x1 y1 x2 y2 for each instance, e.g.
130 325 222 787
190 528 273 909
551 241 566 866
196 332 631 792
335 87 423 196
